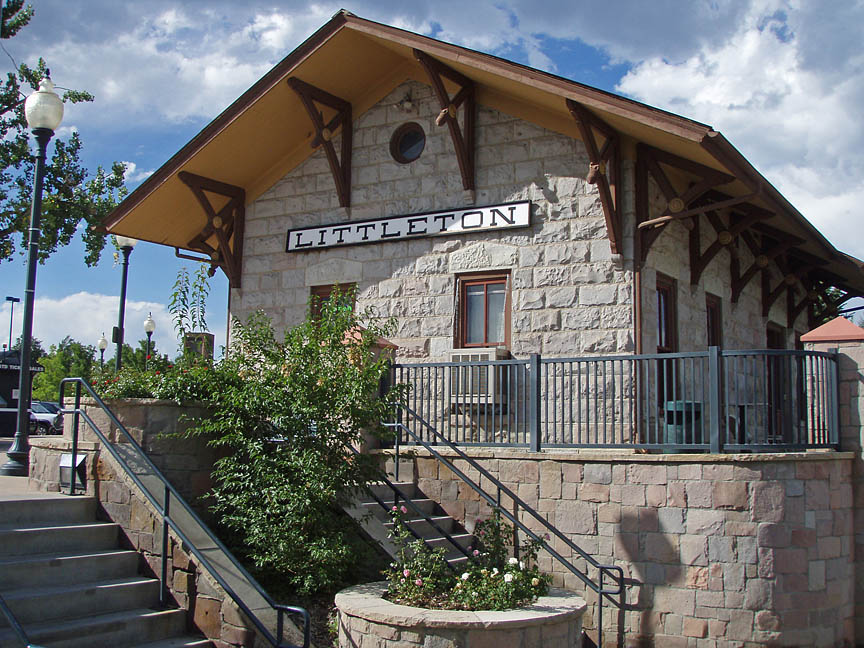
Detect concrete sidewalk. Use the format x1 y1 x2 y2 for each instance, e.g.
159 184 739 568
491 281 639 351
0 474 64 499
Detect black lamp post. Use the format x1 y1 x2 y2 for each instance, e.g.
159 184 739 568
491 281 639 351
143 313 155 370
5 296 19 350
97 333 108 369
113 235 137 371
2 75 64 476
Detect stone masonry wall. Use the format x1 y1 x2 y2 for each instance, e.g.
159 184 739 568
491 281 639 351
234 79 635 360
407 449 855 647
807 339 864 640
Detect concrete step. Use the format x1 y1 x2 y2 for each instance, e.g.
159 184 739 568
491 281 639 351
385 515 456 535
0 607 187 648
0 495 97 526
0 548 139 589
0 576 160 627
366 481 416 502
132 637 213 648
0 521 119 557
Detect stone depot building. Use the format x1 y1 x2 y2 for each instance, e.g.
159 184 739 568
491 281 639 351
101 10 864 647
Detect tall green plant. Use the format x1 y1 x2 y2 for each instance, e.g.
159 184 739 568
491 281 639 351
168 264 210 340
186 290 402 595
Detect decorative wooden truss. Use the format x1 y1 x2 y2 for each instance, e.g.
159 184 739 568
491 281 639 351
176 171 246 288
567 100 622 254
414 49 475 192
287 77 353 208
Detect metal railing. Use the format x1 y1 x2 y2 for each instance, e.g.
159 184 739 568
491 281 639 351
58 378 310 648
387 405 624 646
0 592 43 648
391 347 839 452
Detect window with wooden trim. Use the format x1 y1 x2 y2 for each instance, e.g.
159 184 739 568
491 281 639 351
706 294 722 347
310 283 356 320
656 275 677 353
458 274 510 348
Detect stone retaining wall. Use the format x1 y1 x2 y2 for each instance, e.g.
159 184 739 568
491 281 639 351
335 582 586 648
393 448 856 647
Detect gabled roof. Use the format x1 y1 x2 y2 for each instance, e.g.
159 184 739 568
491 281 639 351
101 10 864 295
800 316 864 342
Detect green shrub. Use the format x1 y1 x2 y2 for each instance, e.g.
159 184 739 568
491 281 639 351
384 509 550 611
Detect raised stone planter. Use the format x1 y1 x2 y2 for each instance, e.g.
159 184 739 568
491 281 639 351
335 582 586 648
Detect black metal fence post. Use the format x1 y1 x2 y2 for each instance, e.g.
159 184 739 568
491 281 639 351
161 484 170 608
529 354 541 452
708 346 723 453
829 348 840 447
69 381 82 495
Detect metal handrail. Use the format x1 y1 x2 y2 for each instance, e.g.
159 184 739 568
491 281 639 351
0 592 45 648
387 404 625 646
58 378 310 648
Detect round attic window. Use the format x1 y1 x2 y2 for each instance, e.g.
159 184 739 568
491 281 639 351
390 122 425 164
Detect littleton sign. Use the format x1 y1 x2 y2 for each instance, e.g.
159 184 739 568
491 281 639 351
285 200 531 252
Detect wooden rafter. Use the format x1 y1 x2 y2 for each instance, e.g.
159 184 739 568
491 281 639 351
178 171 246 288
731 230 800 303
414 49 475 192
635 144 736 266
286 77 352 208
567 100 622 254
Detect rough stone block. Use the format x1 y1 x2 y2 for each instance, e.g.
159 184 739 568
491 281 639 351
713 481 747 510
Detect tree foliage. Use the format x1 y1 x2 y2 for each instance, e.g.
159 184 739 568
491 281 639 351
0 0 126 265
32 336 94 401
185 292 403 596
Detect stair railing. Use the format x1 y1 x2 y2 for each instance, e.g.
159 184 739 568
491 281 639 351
387 404 624 647
0 592 43 648
58 378 310 648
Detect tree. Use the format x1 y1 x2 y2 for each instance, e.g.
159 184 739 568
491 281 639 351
10 334 44 360
118 338 170 372
32 336 95 401
0 1 126 266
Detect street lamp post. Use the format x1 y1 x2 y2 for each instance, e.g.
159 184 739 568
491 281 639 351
97 333 108 369
5 296 19 350
143 313 155 370
113 235 137 371
2 75 64 476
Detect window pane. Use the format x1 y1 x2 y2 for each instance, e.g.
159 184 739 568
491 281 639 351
486 284 506 344
466 284 485 344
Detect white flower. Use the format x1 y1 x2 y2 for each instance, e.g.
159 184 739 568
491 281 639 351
519 561 524 570
492 568 499 576
508 557 518 565
461 572 470 581
504 573 514 583
531 578 540 586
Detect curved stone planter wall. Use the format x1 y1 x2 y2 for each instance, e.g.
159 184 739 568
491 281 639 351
335 582 586 648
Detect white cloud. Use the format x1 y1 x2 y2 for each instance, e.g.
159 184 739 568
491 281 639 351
0 292 226 362
614 1 864 259
120 161 154 184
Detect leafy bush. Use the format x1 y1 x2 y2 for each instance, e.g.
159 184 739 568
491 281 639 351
184 292 403 596
95 357 229 403
384 509 550 611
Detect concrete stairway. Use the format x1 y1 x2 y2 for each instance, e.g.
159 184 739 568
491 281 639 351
0 492 210 648
345 481 473 567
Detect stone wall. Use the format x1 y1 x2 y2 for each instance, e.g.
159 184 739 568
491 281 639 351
234 79 636 360
806 339 864 639
403 448 855 647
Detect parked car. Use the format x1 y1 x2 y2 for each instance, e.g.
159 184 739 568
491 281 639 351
31 401 62 434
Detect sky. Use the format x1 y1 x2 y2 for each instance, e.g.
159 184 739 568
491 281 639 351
0 0 862 358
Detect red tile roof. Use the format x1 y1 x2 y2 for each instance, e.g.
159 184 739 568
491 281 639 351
800 316 864 342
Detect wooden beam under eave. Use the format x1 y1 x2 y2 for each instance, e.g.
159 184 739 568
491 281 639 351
567 99 622 255
178 171 246 288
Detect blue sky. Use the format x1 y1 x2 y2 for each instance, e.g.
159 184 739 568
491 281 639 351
0 0 862 357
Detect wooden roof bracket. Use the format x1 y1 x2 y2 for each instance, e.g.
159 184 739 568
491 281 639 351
566 99 622 254
762 261 814 318
414 49 475 193
732 231 796 303
635 143 735 266
690 206 770 285
178 171 246 288
286 77 353 208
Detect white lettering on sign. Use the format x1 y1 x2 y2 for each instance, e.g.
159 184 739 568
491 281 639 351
285 201 531 252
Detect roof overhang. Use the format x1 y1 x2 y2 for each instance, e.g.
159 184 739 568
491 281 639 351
102 10 864 296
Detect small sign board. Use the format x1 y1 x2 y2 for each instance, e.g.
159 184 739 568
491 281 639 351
286 200 531 252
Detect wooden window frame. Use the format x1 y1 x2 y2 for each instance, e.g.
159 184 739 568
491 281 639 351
457 272 510 349
656 275 677 353
706 293 722 348
310 282 357 320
